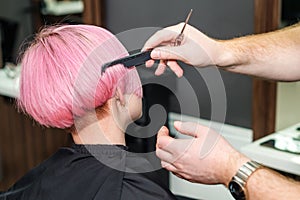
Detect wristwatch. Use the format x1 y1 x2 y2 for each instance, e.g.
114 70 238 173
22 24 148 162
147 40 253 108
228 160 262 200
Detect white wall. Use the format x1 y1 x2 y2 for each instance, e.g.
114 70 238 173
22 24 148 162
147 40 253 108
276 82 300 131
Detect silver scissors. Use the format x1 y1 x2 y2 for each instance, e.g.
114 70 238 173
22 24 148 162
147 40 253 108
173 9 193 46
101 9 193 74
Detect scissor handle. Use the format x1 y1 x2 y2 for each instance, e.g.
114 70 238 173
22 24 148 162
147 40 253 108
174 34 184 46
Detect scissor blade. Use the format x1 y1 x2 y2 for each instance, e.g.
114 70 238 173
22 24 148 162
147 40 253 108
180 9 193 35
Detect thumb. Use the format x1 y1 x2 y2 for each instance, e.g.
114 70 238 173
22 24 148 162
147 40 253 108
174 121 202 138
142 28 179 52
156 126 174 149
157 126 170 138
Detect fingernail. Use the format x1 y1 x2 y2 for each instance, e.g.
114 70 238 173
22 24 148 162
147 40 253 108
151 49 160 59
174 121 182 127
161 162 167 168
176 70 184 78
175 71 182 78
155 70 162 76
159 126 166 132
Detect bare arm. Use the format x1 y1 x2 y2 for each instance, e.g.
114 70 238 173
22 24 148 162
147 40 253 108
156 122 300 200
218 23 300 81
246 167 300 199
144 23 300 81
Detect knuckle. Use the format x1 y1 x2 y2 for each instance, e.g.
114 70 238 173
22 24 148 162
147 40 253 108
156 29 168 37
155 149 161 157
173 162 183 170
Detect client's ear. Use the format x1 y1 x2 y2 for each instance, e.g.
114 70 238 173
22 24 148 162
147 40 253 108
115 87 125 106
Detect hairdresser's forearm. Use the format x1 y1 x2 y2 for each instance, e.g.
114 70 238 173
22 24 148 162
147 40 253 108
245 167 300 200
215 24 300 81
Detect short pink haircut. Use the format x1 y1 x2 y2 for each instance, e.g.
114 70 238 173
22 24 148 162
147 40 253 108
18 25 142 128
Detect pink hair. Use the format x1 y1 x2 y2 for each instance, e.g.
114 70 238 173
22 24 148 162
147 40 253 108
18 25 142 128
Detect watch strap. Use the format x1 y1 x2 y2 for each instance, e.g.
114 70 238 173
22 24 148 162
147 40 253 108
234 161 262 187
229 160 263 200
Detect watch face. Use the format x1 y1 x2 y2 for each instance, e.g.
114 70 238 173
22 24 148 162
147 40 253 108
229 181 246 200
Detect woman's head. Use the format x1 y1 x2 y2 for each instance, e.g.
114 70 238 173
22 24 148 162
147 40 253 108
18 25 142 129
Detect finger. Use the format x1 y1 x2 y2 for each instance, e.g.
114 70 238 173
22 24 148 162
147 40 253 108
173 172 185 180
142 29 178 51
155 60 167 76
145 59 155 68
161 161 177 172
157 126 169 138
173 121 203 138
156 126 169 149
157 134 174 150
158 135 195 162
156 148 174 163
160 160 169 168
166 60 184 77
151 47 177 60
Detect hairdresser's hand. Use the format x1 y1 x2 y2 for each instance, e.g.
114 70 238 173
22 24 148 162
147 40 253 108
156 121 250 186
143 23 222 77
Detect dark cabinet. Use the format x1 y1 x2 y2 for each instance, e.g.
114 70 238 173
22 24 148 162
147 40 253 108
0 97 72 190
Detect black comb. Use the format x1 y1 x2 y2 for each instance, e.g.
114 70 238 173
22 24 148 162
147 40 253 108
101 50 152 74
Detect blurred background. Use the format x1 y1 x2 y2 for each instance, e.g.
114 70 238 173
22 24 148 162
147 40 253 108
0 0 299 199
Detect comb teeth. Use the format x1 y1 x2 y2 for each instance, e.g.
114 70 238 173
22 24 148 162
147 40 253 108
101 60 121 74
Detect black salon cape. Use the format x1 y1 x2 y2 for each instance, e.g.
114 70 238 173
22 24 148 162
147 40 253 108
0 145 177 200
